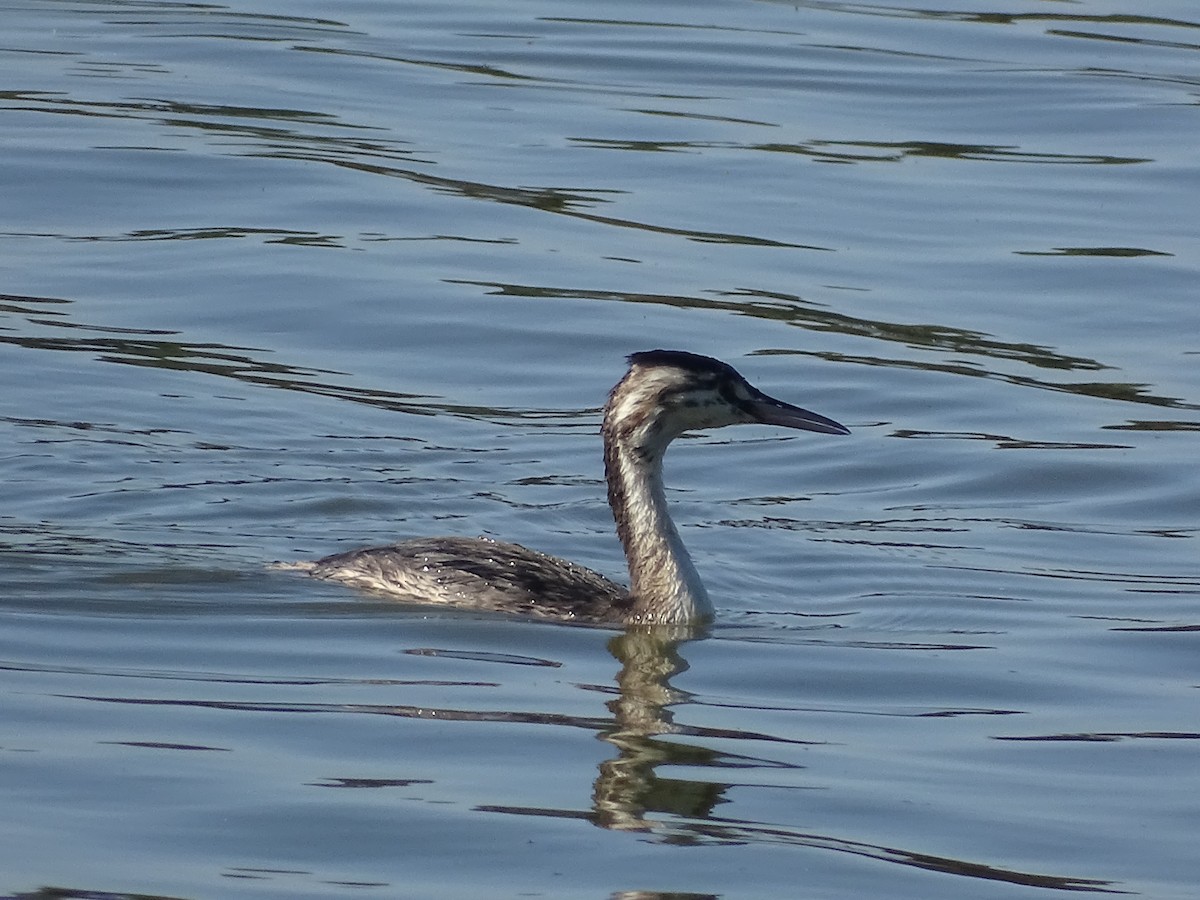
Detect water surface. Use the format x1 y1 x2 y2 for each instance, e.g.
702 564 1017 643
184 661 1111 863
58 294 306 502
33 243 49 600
2 1 1198 898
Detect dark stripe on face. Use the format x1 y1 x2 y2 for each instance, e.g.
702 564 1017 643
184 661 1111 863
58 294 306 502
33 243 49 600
717 376 755 417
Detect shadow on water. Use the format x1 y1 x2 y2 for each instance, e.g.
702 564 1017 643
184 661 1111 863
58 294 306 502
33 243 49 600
1 88 815 250
4 63 1196 425
450 280 1200 416
571 135 1148 167
0 293 547 423
5 286 1197 431
0 888 190 900
802 4 1200 36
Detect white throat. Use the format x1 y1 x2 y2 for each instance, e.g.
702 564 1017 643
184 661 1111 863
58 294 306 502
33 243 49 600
605 437 714 625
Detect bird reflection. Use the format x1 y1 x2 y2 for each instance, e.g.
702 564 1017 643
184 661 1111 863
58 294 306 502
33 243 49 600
593 626 724 832
565 628 1115 893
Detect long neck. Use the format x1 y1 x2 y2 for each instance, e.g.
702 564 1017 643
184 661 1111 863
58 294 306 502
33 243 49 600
604 432 714 625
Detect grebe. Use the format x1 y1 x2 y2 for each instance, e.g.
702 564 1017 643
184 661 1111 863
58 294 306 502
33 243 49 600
283 350 848 625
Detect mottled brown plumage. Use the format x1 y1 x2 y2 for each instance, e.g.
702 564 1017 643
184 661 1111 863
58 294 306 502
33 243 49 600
281 350 848 625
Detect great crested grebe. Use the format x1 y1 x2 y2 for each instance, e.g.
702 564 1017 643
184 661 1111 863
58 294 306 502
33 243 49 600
282 350 849 625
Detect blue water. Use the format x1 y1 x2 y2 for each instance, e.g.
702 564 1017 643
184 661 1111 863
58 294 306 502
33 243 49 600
2 1 1198 898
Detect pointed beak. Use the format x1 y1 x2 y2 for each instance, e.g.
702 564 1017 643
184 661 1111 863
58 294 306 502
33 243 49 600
745 389 850 435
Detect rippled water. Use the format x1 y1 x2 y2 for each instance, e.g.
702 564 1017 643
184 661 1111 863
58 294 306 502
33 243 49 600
2 1 1198 898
